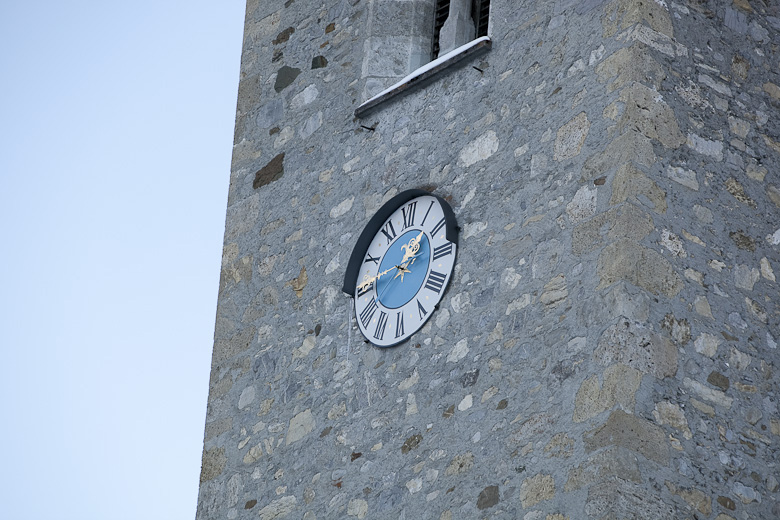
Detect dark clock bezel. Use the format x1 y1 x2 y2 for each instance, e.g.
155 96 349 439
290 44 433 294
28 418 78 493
342 189 459 297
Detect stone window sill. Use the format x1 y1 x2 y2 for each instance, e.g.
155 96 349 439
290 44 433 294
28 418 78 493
355 36 492 118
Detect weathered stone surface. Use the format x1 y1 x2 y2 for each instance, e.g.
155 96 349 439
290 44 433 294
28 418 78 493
445 452 473 475
764 82 780 100
457 130 498 167
520 474 555 508
596 45 665 91
660 314 690 345
200 447 226 483
544 433 575 458
347 498 368 518
274 66 301 93
573 203 655 255
694 333 721 358
726 178 757 208
602 0 675 37
585 410 669 464
554 112 589 161
734 264 760 291
597 239 683 297
214 326 256 364
767 185 780 208
610 163 667 212
582 130 656 180
286 409 315 445
665 482 712 515
242 442 263 464
253 153 285 189
653 401 692 439
476 485 500 510
573 364 642 422
565 447 641 491
238 385 256 409
595 319 677 378
683 378 733 409
585 479 674 519
566 185 597 223
258 496 297 519
730 231 756 251
618 84 685 149
666 166 699 191
687 133 724 160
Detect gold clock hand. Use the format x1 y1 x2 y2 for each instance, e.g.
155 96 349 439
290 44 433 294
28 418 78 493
400 231 424 264
359 231 424 292
357 265 397 293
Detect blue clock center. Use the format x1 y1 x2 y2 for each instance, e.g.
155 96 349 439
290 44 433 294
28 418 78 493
376 230 430 309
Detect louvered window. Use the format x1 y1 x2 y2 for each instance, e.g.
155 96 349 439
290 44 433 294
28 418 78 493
471 0 490 39
432 0 490 60
432 0 451 60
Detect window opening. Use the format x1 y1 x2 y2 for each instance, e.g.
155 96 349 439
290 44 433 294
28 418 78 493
432 0 451 61
472 0 490 39
433 0 490 60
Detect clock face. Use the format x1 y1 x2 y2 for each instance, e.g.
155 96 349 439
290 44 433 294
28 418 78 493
354 194 457 347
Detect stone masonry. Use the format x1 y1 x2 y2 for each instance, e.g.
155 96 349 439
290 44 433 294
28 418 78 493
198 1 779 518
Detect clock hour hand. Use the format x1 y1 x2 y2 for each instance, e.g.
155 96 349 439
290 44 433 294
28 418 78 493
400 231 424 264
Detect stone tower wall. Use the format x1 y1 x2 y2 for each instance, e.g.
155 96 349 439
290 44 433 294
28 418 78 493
198 1 780 518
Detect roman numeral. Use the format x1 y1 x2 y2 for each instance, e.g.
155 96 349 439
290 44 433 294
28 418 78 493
359 298 378 329
432 242 453 260
420 201 434 226
402 201 417 229
365 252 380 265
395 312 404 338
430 217 446 238
417 299 428 320
424 270 447 293
374 311 388 340
380 221 397 242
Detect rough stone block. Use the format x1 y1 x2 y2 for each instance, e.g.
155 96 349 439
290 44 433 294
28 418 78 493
597 239 683 297
520 473 555 508
610 163 667 212
573 364 642 422
585 478 675 519
595 318 677 378
582 130 656 180
596 45 666 91
618 84 685 149
585 409 669 464
565 447 641 491
602 0 675 37
554 112 590 161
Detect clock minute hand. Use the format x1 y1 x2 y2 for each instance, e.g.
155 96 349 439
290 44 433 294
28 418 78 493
357 265 396 293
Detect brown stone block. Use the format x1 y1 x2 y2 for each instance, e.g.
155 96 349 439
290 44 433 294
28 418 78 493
585 409 669 464
585 478 674 519
597 239 683 297
253 153 285 189
595 318 677 378
565 447 641 491
610 163 667 213
200 447 226 483
602 0 675 38
582 130 656 180
618 84 685 149
596 45 666 91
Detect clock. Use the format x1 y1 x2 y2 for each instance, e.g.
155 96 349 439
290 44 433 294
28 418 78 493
343 190 458 347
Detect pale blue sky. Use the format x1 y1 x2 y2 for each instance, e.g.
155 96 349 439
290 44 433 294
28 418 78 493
0 2 245 518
